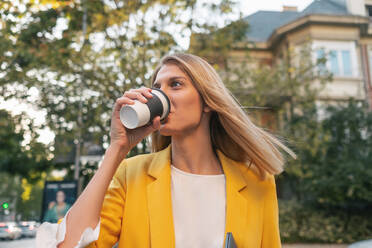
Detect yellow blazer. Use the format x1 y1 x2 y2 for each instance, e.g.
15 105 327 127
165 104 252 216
86 146 281 248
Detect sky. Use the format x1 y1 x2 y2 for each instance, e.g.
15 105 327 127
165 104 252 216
239 0 314 16
0 0 316 145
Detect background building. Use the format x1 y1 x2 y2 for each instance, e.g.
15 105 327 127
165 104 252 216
241 0 372 107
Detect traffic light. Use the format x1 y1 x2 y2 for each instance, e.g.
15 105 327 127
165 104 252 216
2 202 9 209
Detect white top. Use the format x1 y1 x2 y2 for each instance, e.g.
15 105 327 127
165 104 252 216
35 165 226 248
171 165 226 248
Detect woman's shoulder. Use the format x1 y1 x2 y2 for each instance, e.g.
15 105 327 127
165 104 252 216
231 162 277 204
218 149 275 189
114 149 167 180
235 161 276 189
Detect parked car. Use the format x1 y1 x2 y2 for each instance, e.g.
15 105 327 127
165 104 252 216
0 222 11 240
18 221 38 238
0 222 22 240
349 240 372 248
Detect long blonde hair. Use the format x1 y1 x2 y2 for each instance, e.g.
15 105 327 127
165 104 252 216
150 53 295 178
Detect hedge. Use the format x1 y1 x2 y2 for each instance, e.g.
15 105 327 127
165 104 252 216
279 200 372 243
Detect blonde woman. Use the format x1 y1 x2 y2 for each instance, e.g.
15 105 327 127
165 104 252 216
36 53 294 248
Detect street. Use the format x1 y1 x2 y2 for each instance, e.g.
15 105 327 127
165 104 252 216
0 238 35 248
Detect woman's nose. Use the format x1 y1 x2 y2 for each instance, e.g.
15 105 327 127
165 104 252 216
159 87 169 98
158 88 173 110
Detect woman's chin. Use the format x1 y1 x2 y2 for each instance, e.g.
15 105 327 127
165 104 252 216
158 123 178 136
158 126 173 136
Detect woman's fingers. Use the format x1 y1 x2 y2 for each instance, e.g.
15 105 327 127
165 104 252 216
114 87 153 114
124 91 148 103
135 87 153 98
123 87 153 103
113 87 158 129
113 97 134 113
139 116 161 137
116 96 135 105
115 87 153 109
151 116 161 130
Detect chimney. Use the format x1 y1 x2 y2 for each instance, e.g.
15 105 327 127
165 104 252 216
282 5 298 12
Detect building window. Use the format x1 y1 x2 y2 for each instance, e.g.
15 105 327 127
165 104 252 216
329 50 340 75
316 49 327 75
366 5 372 18
327 50 352 76
341 50 352 76
313 41 358 78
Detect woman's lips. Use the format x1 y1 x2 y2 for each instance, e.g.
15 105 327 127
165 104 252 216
162 113 172 123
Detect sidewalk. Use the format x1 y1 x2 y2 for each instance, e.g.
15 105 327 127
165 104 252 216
283 245 348 248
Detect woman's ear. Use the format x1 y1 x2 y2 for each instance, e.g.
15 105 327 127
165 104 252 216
200 95 211 112
203 104 212 113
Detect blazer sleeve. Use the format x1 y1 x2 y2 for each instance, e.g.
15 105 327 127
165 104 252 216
261 175 281 248
85 160 127 248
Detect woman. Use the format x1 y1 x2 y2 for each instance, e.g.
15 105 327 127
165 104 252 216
37 53 294 248
43 191 71 223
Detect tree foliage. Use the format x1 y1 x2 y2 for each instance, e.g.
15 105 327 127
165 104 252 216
310 100 372 209
0 0 241 177
0 109 51 182
275 99 372 242
278 100 372 208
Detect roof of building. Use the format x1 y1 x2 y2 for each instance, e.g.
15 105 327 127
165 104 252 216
244 0 351 42
301 0 348 15
244 11 299 42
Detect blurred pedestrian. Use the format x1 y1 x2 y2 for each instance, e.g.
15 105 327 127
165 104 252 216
43 190 70 223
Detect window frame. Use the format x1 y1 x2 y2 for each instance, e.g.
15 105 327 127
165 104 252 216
313 40 359 78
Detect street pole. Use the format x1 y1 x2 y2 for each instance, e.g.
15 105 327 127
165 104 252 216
74 0 87 194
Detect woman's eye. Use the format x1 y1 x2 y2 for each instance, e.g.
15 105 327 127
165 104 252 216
171 81 181 87
153 83 161 89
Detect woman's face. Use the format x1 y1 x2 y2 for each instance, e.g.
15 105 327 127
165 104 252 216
153 64 209 136
56 191 65 204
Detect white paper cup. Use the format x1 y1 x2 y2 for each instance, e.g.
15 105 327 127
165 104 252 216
119 88 170 129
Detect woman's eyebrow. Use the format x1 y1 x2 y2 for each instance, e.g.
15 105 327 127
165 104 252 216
169 76 186 81
153 76 187 86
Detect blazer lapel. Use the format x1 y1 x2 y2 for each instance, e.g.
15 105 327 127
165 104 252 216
217 150 249 246
147 146 175 248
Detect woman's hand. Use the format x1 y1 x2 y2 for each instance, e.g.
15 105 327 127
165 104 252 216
48 201 56 209
110 87 161 150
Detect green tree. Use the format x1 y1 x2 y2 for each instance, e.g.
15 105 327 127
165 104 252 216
0 172 45 221
310 100 372 210
17 177 44 220
0 108 49 221
278 100 372 241
0 109 52 182
0 172 22 221
0 0 241 181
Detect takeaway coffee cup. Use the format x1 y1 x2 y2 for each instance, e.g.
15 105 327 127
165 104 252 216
119 88 170 129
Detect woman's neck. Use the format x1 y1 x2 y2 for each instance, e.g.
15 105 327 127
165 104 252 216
171 126 223 175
